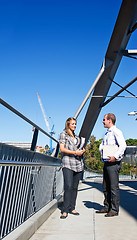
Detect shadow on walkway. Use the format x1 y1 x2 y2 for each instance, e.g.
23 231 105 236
81 180 104 212
82 179 137 220
83 200 103 211
119 180 137 220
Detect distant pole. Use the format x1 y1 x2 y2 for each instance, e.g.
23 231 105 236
31 128 39 151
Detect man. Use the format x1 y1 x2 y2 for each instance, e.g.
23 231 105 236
96 113 126 217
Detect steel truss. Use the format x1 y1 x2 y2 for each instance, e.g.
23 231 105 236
74 0 137 145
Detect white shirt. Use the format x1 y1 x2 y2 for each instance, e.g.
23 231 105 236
100 125 126 161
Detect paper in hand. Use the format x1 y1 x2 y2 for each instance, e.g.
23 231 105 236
79 137 85 149
103 145 118 159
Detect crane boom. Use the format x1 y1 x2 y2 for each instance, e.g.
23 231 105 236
37 92 51 133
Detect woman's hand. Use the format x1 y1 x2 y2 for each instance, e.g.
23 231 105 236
60 143 85 156
75 148 85 156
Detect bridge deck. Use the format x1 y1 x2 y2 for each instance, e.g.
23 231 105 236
29 178 137 240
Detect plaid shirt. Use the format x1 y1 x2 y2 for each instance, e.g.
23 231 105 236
59 131 84 172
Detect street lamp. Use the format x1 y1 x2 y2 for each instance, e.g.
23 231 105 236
128 111 137 120
128 111 137 116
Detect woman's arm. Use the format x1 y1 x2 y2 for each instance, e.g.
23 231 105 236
60 143 84 156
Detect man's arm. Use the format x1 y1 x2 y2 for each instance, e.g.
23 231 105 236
108 128 126 162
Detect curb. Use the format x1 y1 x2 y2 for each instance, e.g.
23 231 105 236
3 194 63 240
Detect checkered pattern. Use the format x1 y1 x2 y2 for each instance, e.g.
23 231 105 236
59 131 84 172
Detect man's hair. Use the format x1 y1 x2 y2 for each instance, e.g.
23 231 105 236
105 113 116 125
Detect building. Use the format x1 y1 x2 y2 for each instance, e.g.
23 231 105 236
4 142 31 150
123 146 137 165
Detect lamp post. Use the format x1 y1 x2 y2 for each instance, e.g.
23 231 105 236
128 111 137 120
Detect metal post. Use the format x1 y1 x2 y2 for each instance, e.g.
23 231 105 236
101 76 137 107
51 143 60 158
31 128 39 151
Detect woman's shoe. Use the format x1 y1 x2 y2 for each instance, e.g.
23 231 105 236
60 212 68 219
69 210 80 215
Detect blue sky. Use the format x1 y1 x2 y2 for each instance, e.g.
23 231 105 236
0 0 137 148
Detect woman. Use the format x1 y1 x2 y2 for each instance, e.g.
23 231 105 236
59 117 85 219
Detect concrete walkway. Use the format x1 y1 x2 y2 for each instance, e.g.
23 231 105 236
29 178 137 240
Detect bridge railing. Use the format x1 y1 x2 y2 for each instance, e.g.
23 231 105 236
0 97 59 155
0 142 63 239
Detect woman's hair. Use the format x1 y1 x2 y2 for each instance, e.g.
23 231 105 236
105 113 116 125
65 117 76 136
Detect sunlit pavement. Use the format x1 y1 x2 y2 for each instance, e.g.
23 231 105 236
29 178 137 240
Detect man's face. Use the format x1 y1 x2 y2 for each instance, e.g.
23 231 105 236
102 115 111 128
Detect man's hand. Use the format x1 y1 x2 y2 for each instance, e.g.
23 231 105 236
108 156 116 162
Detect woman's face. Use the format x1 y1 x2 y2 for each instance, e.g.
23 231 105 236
69 119 76 131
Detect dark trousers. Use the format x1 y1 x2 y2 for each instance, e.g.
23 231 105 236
62 167 82 213
103 161 121 214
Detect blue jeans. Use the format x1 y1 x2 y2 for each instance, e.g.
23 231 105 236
62 168 82 213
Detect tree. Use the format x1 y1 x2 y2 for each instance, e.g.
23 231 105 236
126 138 137 146
84 136 136 175
84 136 103 172
45 144 49 149
120 162 133 175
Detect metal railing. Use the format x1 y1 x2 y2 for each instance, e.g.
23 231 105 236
0 97 59 155
1 97 136 239
0 98 63 239
0 143 63 239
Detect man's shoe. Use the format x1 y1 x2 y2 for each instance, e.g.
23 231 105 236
96 208 108 213
105 211 118 217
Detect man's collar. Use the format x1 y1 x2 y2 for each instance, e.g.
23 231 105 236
107 125 115 132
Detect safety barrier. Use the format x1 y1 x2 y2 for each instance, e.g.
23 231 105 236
0 143 63 239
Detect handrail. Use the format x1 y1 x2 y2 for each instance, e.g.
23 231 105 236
0 143 63 239
0 97 58 143
0 160 62 167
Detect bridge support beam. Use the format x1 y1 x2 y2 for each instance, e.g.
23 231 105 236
77 0 137 145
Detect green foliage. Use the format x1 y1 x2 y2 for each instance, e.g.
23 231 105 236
126 138 137 146
58 136 136 174
58 152 62 159
120 162 134 175
84 136 137 175
45 144 49 149
84 136 103 173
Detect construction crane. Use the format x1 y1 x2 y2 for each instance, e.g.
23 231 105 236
37 92 55 153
